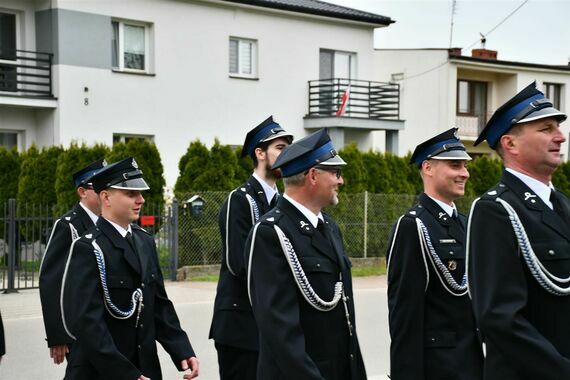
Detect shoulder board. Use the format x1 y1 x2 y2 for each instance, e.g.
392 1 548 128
403 203 425 219
80 228 102 242
259 209 283 225
132 224 152 235
61 209 79 223
480 182 508 200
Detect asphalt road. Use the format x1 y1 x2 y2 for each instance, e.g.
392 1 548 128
0 277 389 380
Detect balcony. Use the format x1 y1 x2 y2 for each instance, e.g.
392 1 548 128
0 49 57 109
455 112 493 140
306 78 400 119
303 78 404 153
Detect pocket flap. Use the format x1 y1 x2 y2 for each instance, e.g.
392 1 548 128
107 275 134 289
299 256 336 274
217 296 252 311
533 241 570 261
433 243 464 259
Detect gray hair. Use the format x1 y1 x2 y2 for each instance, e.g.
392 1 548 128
283 172 306 187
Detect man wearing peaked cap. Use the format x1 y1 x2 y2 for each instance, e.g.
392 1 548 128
387 128 483 380
210 115 293 380
244 129 367 380
467 82 570 379
61 157 199 380
39 158 107 367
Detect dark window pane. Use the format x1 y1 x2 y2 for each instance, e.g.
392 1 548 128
0 13 16 60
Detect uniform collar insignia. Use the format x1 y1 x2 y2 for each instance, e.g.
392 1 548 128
267 217 275 222
487 190 497 195
439 212 447 220
300 221 310 229
65 216 71 221
409 210 416 215
85 233 92 239
524 192 537 202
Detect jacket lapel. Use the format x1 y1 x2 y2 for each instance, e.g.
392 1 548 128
97 218 141 274
249 176 271 214
130 226 148 279
74 203 96 233
278 198 339 264
502 171 570 241
419 193 464 243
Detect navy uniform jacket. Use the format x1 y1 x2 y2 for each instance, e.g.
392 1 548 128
468 171 570 379
209 176 273 350
61 217 194 380
39 203 95 348
245 197 366 380
387 193 483 380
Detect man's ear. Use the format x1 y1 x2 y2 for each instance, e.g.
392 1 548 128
254 147 266 162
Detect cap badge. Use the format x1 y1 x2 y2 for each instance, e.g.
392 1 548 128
102 159 108 167
453 130 459 139
132 158 139 169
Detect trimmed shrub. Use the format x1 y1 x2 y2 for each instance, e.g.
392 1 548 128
17 145 63 206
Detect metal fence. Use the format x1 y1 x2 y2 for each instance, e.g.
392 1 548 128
0 199 176 291
1 193 477 290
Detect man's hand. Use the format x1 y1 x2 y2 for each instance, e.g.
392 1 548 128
181 357 199 379
49 344 69 364
137 376 150 380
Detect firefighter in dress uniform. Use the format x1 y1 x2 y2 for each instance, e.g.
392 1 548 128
467 82 570 379
39 159 107 365
61 157 199 380
387 128 483 380
209 116 293 379
245 128 367 380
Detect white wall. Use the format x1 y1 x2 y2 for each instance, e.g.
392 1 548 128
374 49 451 156
51 0 377 186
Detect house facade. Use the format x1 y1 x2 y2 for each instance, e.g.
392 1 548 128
374 47 570 158
0 0 403 186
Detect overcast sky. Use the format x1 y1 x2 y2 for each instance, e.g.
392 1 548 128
326 0 570 66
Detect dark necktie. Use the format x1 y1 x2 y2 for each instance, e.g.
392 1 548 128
550 190 570 226
270 193 279 208
125 231 137 253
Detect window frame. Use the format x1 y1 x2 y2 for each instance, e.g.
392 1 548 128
456 79 488 116
111 19 151 74
113 133 155 144
228 36 258 79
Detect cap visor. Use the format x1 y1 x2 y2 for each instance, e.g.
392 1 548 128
431 150 472 161
516 107 567 124
110 177 150 191
319 154 347 166
260 131 294 144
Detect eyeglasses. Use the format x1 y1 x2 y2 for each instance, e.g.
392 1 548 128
315 166 342 179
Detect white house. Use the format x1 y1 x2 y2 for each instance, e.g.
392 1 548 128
0 0 403 186
374 47 570 158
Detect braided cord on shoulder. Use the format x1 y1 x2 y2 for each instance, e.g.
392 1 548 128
416 218 468 296
245 193 260 224
91 240 144 325
496 197 570 296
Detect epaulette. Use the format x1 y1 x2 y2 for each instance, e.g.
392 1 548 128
258 208 283 225
480 182 508 200
132 224 152 235
79 228 102 242
403 203 425 219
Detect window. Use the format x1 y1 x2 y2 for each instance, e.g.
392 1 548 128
0 132 18 149
319 49 356 80
112 20 150 72
229 37 257 78
457 80 487 116
544 83 562 109
0 12 17 92
113 133 154 144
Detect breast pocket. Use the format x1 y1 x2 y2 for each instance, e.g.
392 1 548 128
106 275 135 308
298 256 338 299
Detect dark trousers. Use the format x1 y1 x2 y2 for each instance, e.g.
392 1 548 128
215 342 258 380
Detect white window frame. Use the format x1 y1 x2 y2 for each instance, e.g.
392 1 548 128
229 37 258 79
0 129 24 151
113 133 155 144
112 19 151 73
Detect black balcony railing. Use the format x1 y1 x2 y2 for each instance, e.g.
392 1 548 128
307 78 400 120
0 49 53 97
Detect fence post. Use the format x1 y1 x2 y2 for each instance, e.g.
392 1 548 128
170 198 179 281
363 191 368 259
5 198 17 293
